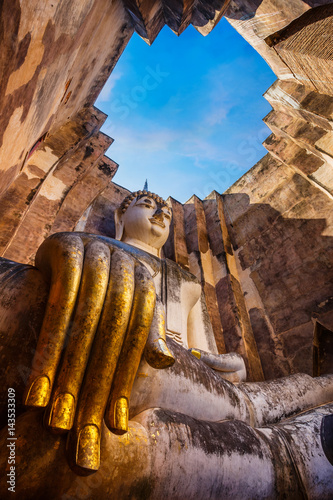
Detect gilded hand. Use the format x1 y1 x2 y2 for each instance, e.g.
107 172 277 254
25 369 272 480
22 232 174 475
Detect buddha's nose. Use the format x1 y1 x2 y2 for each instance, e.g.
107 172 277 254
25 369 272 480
153 208 164 221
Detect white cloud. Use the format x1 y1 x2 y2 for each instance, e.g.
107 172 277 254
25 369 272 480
97 70 123 103
104 118 232 170
205 105 228 126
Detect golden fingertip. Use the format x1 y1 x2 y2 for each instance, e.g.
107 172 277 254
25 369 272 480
113 397 129 435
76 424 100 471
48 392 75 432
24 375 51 407
190 349 201 360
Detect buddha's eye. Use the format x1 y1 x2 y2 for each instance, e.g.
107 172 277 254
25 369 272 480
137 198 154 208
164 212 171 220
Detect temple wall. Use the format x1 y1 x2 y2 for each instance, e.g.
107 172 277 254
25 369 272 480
0 0 133 263
224 155 333 379
0 0 132 195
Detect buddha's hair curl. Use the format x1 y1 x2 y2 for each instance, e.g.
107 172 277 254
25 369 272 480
119 190 168 213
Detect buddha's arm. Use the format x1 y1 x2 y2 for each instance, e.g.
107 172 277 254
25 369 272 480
130 338 333 428
186 290 215 352
2 373 332 499
189 348 246 382
186 289 246 382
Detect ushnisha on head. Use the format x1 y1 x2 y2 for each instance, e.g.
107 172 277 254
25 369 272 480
115 190 172 257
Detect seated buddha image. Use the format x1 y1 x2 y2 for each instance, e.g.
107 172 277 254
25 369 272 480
0 188 332 499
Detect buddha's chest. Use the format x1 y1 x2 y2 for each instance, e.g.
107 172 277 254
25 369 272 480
151 260 201 349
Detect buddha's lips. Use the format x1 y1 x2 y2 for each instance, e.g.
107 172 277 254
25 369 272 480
149 217 165 228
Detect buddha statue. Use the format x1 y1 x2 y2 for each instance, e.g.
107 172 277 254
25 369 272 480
0 189 332 499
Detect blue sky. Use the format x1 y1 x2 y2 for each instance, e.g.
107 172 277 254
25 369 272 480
96 18 275 203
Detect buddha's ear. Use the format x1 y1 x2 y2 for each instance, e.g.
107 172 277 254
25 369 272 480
114 208 124 241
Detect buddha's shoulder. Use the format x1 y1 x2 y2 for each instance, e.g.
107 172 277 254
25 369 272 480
163 258 201 306
163 257 200 285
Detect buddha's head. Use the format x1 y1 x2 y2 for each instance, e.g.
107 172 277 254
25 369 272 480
115 190 172 257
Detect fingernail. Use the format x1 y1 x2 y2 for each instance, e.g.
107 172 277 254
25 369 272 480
158 338 175 365
48 393 75 431
114 397 128 435
190 348 201 360
158 338 171 356
24 375 51 407
76 424 100 471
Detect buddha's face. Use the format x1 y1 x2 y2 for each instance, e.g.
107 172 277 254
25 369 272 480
120 195 172 251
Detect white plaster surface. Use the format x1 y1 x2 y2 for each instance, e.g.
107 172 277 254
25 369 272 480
39 173 67 201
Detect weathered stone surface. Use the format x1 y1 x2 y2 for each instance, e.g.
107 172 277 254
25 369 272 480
122 0 231 42
0 262 47 429
249 307 290 379
0 0 133 195
215 275 244 351
263 81 333 198
270 5 333 95
225 0 308 79
0 107 106 256
191 0 231 36
3 131 115 264
265 79 333 126
183 196 227 354
264 110 328 149
225 151 333 377
264 134 325 174
50 156 118 234
204 192 264 380
76 182 130 237
313 321 333 376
